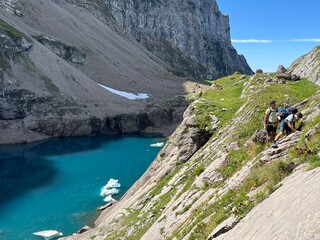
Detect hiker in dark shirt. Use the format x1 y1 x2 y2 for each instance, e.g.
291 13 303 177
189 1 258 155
263 100 279 142
272 112 303 148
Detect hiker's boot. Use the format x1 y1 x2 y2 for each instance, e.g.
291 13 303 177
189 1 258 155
271 142 278 148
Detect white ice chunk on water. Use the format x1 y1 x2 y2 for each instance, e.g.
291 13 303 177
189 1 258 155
100 178 121 199
98 83 149 100
150 142 165 147
103 195 116 203
100 188 119 197
105 178 121 189
33 230 63 239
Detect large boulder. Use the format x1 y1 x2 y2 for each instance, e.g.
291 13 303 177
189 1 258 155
0 103 26 120
251 129 268 144
0 32 32 58
276 72 292 80
277 65 287 74
291 74 300 81
211 83 223 90
276 64 301 81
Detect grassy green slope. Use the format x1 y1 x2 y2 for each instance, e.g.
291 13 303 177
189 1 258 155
166 74 320 239
95 73 320 240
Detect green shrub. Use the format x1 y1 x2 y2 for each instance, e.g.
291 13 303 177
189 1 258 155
195 164 205 176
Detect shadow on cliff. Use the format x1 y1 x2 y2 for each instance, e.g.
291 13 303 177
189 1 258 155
0 136 122 215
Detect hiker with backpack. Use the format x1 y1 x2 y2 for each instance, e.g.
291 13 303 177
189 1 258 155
272 110 303 148
263 100 279 142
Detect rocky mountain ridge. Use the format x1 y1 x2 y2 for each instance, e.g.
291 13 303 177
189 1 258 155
66 0 253 79
104 0 253 79
62 49 320 239
289 46 320 85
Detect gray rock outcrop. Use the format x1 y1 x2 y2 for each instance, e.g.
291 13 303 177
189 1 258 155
216 167 320 240
35 36 86 64
0 0 21 16
289 46 320 85
276 64 287 74
276 64 300 81
110 0 253 79
251 129 268 144
0 30 32 59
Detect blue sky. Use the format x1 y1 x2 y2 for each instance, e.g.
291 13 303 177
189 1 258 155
217 0 320 72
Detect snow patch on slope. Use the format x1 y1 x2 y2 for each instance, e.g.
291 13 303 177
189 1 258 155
98 83 150 100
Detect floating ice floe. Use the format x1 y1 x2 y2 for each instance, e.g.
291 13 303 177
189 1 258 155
150 142 165 148
100 178 121 202
103 195 116 203
100 187 120 197
33 230 63 240
98 83 149 100
104 178 121 189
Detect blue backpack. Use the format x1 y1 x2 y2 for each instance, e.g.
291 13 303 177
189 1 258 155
277 107 298 121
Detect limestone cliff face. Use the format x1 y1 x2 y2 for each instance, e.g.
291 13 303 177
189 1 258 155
289 46 320 85
104 0 253 79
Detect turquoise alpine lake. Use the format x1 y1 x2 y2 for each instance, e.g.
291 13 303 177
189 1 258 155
0 136 165 240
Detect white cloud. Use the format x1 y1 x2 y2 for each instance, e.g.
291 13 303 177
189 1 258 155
231 39 272 43
288 39 320 42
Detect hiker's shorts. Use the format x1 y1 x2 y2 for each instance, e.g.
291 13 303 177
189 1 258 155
280 121 291 133
266 124 277 133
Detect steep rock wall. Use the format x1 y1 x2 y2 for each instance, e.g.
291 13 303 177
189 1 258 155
103 0 253 79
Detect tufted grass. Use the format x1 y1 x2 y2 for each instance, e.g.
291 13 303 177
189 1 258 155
168 159 293 240
195 74 246 131
0 18 25 38
290 113 320 170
